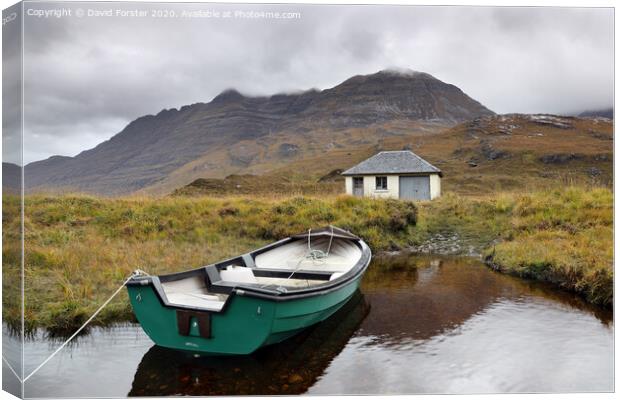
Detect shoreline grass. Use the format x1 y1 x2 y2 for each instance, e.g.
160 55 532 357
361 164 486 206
2 186 612 333
3 194 417 333
411 187 613 307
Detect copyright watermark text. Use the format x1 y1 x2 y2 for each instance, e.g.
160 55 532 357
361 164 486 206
24 7 301 20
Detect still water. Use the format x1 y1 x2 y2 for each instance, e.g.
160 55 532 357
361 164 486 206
6 255 613 397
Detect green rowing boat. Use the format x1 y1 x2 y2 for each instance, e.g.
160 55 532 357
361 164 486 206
126 226 372 355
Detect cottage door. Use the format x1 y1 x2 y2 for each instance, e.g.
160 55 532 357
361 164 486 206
352 177 364 197
399 176 430 200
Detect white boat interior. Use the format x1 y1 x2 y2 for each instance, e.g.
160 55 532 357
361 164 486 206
254 237 362 273
159 236 362 311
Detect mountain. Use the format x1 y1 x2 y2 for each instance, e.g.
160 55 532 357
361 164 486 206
578 108 613 119
2 162 20 192
20 69 494 195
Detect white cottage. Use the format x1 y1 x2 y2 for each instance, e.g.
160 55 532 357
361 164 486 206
342 151 442 200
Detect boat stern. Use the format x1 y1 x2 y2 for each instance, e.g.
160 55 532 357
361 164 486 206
126 279 276 355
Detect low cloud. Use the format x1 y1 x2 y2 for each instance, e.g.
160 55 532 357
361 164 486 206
5 3 613 164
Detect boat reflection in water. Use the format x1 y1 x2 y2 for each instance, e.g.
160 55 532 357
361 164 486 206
128 290 370 396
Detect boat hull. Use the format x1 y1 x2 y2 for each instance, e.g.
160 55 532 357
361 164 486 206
127 272 364 355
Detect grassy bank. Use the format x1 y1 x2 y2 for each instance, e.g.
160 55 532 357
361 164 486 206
2 195 416 333
2 186 612 333
411 187 613 307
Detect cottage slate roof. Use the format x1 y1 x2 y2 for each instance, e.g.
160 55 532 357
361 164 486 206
341 151 442 176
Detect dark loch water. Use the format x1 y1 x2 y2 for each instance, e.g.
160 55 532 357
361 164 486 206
5 255 613 397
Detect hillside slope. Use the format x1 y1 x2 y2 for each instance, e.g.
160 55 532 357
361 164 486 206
177 114 613 196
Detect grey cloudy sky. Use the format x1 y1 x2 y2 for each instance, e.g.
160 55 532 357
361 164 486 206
3 2 614 164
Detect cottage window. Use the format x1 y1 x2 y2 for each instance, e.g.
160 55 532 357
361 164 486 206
375 176 388 190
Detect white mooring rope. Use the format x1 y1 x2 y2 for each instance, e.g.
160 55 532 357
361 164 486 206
22 269 147 382
276 225 336 292
305 224 334 263
2 354 21 382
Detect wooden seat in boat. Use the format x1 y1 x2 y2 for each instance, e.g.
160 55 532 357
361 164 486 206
160 276 228 311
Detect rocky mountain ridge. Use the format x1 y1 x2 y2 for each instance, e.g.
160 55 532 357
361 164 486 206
16 69 495 195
